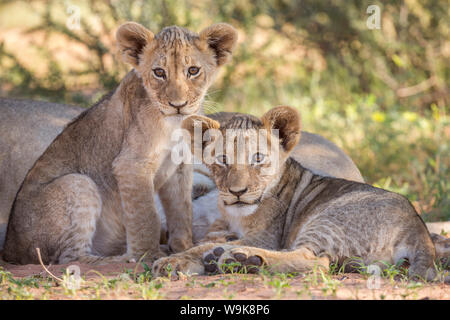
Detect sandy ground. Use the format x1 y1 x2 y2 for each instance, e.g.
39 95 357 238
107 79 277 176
0 257 142 279
1 227 449 299
1 255 449 300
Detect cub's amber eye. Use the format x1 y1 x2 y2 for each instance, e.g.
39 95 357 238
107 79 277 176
215 154 228 166
251 152 265 165
188 66 200 76
153 68 166 79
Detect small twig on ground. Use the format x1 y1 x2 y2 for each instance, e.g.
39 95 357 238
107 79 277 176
133 251 148 281
36 247 63 282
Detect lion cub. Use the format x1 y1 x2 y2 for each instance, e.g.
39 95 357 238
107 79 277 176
153 106 447 283
3 22 237 264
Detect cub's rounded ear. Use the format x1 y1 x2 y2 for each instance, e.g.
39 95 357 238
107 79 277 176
261 106 301 153
116 22 154 67
182 115 221 154
199 23 238 66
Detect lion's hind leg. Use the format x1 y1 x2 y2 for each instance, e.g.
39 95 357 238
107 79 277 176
202 245 330 275
48 174 139 265
22 173 128 265
3 174 104 264
37 173 103 264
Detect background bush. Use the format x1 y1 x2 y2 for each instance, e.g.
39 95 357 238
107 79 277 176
0 0 448 221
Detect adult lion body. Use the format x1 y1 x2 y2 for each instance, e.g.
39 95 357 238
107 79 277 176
2 22 239 264
153 107 449 282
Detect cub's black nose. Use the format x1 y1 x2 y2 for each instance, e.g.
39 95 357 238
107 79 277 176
229 187 248 197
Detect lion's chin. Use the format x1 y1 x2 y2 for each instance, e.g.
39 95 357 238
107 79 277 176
223 202 258 217
162 112 185 119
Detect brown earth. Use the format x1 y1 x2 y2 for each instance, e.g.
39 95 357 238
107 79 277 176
1 253 449 300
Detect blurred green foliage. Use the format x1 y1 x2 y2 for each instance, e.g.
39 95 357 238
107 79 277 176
0 0 448 220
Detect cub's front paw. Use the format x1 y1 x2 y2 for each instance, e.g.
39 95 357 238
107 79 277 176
152 254 204 279
202 245 265 274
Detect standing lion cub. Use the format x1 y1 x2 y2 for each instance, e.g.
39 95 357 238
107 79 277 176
3 22 237 264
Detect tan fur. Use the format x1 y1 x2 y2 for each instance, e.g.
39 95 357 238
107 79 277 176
153 107 448 283
2 22 238 265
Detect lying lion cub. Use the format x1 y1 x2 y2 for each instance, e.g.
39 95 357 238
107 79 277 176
3 22 237 265
153 106 448 283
